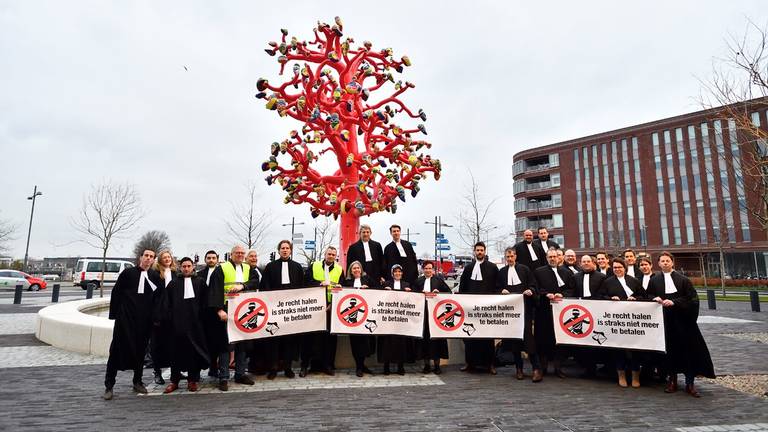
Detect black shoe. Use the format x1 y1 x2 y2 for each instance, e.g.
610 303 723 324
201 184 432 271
299 367 308 378
179 373 187 381
555 369 567 379
356 368 364 377
153 372 165 385
422 364 431 374
383 365 391 376
362 366 374 375
207 369 219 379
397 366 406 375
323 367 335 376
284 368 296 379
433 366 442 375
267 370 277 380
235 375 255 385
132 382 148 394
103 388 113 400
218 380 228 391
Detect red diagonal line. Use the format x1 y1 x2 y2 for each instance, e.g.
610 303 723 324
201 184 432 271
565 313 589 333
341 301 364 320
438 307 459 325
238 304 266 326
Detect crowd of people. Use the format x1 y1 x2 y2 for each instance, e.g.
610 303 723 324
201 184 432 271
102 224 715 401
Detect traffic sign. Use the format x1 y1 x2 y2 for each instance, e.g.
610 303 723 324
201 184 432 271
292 233 304 239
437 238 449 244
437 245 451 251
304 240 315 244
304 243 315 250
435 233 444 239
409 241 417 246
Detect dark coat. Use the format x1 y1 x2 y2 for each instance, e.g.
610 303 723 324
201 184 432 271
261 258 303 366
514 241 546 270
262 258 304 290
533 238 560 251
160 275 209 371
377 279 416 364
206 262 260 354
601 275 646 300
533 265 576 356
383 240 419 285
346 240 385 287
646 271 715 378
565 271 607 299
107 267 163 371
414 275 451 360
496 263 538 356
458 259 499 367
564 264 581 275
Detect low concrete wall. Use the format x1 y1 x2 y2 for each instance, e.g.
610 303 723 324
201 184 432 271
35 298 466 367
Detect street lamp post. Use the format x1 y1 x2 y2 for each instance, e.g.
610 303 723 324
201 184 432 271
23 185 42 273
425 216 453 270
405 229 420 243
281 217 305 259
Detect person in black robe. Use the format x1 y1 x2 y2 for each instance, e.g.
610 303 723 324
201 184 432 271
602 258 646 388
261 240 304 380
340 260 376 377
207 245 261 391
149 250 178 385
636 255 664 383
595 252 613 277
414 261 451 374
383 224 419 285
103 249 163 400
245 249 269 376
197 250 220 379
534 227 560 251
563 254 607 377
160 257 209 393
458 242 499 374
534 248 575 378
300 246 343 377
647 252 715 398
563 249 581 274
496 247 542 382
622 249 642 279
514 229 545 270
378 264 416 375
346 224 386 287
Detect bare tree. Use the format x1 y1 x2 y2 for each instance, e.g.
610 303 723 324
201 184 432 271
297 218 338 266
0 213 16 254
72 181 145 297
700 19 768 230
224 182 272 250
132 230 171 260
456 170 501 253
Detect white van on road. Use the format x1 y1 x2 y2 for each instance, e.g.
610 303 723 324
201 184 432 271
74 258 134 289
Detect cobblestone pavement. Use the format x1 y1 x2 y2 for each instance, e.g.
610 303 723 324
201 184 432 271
0 296 766 431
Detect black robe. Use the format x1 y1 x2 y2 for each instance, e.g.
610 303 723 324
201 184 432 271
646 271 715 378
206 261 260 354
160 275 209 371
624 264 642 279
496 263 538 358
377 279 416 364
301 262 344 370
533 265 575 357
197 265 220 364
601 275 646 300
514 241 545 270
564 264 581 275
262 258 305 368
151 271 176 369
458 259 499 367
533 238 560 251
383 240 419 285
565 271 607 299
414 275 451 360
346 240 385 287
108 267 163 371
341 276 376 361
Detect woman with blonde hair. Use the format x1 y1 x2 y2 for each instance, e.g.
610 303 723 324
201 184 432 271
151 249 177 384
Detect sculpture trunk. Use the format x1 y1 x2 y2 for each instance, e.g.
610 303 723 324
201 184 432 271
339 211 359 269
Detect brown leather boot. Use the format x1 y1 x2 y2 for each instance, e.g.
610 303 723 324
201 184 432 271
617 370 628 388
532 369 543 382
631 371 641 388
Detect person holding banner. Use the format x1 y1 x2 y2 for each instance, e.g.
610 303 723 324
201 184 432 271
534 248 575 378
341 260 376 377
301 246 343 377
261 240 305 380
602 258 645 388
564 254 606 378
637 256 655 291
458 242 499 375
207 245 261 391
199 250 221 379
647 252 715 398
414 261 450 375
160 257 209 394
379 264 415 375
244 249 269 376
384 225 419 285
496 247 542 382
346 224 386 287
149 249 177 385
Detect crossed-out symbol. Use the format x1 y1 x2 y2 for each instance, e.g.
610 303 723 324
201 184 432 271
336 293 368 327
432 299 465 331
558 304 594 339
234 297 268 333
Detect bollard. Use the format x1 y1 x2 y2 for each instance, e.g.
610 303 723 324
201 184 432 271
86 283 95 300
52 284 60 303
750 290 761 312
706 289 716 310
13 284 23 305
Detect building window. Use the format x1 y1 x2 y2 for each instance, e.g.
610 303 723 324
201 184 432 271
549 153 560 168
551 173 560 187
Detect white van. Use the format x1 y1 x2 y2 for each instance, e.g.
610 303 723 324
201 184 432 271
74 259 134 289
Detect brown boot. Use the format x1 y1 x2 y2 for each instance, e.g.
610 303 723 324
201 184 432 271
631 371 641 388
515 368 524 380
532 369 543 382
617 370 628 388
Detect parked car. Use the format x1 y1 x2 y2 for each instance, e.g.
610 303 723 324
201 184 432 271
74 259 134 290
0 270 48 291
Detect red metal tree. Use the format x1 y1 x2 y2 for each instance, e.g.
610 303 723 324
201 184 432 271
257 17 441 266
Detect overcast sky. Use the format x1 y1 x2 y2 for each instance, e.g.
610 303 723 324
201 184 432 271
1 1 767 263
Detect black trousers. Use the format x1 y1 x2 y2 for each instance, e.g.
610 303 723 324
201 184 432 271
105 354 143 389
171 367 200 383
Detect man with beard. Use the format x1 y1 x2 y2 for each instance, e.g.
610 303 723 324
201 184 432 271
103 249 163 400
458 242 499 374
534 248 575 378
514 229 545 270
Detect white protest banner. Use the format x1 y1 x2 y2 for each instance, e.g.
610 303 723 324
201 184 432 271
227 287 327 343
551 299 665 352
330 288 424 337
426 294 525 339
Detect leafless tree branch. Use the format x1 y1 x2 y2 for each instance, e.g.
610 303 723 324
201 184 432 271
224 182 273 250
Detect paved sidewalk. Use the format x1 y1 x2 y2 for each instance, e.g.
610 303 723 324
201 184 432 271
0 297 765 431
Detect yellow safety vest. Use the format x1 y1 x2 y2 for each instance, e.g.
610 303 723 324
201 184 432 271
220 261 251 303
312 261 342 302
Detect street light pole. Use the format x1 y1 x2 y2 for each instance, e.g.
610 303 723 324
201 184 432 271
23 185 42 272
405 229 420 243
281 217 305 259
425 217 453 271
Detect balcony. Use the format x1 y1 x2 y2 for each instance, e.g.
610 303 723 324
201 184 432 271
525 163 551 173
525 181 552 191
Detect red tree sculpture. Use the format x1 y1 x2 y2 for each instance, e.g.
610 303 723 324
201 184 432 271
257 17 441 266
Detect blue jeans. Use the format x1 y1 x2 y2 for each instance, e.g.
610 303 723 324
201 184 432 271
218 344 247 381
